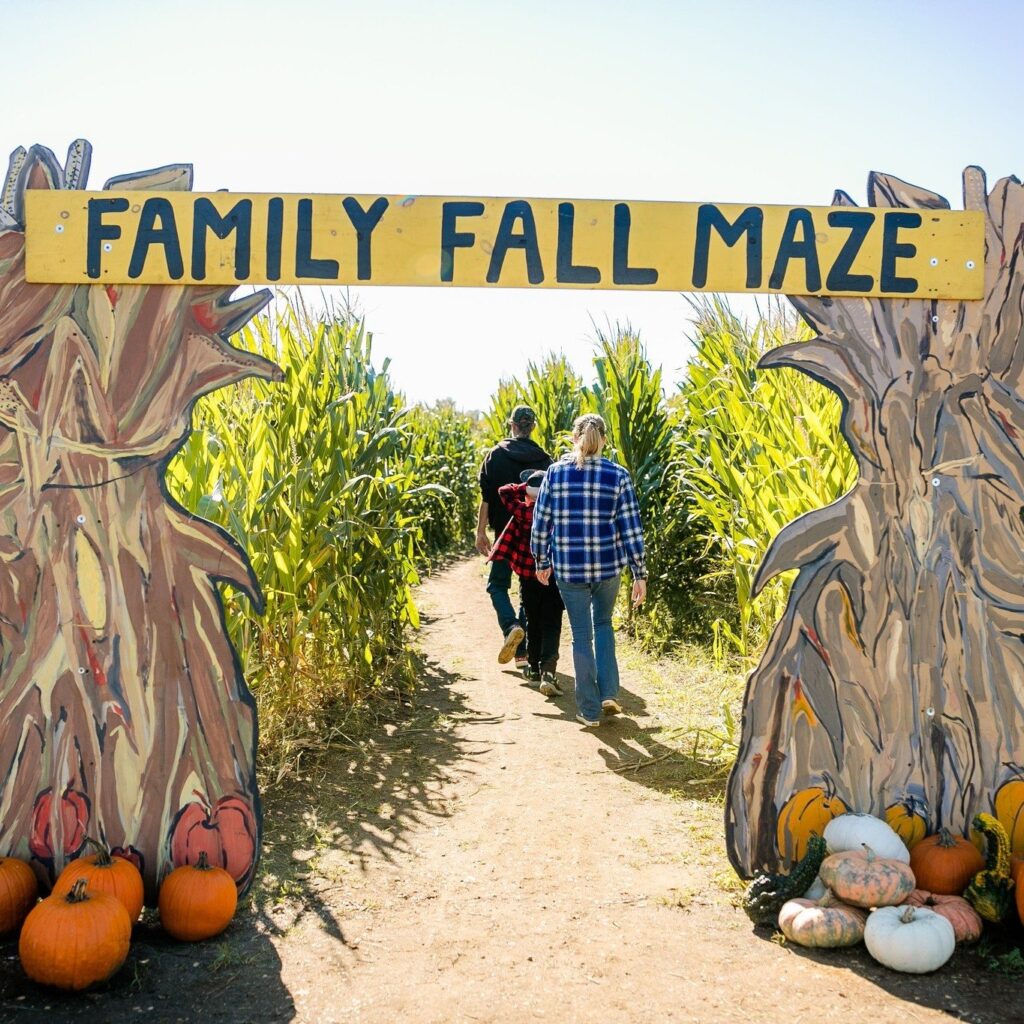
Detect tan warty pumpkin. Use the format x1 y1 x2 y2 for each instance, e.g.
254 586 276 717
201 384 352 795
902 889 983 943
777 889 866 947
819 844 915 908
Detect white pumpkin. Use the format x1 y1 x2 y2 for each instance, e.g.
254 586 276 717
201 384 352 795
824 813 910 864
804 874 827 900
864 905 955 973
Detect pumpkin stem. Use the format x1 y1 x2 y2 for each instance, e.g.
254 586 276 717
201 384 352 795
65 878 90 903
84 836 113 866
816 888 839 908
861 843 876 863
899 905 916 924
936 827 957 849
196 851 211 871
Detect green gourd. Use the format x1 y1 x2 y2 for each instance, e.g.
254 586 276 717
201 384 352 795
964 813 1015 923
743 834 827 926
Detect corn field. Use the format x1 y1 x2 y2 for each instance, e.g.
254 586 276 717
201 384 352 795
482 300 856 661
168 296 478 781
167 292 855 780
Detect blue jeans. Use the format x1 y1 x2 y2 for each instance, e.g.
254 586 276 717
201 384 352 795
558 576 620 721
487 559 526 648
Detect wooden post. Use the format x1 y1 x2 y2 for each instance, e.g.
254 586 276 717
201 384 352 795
0 141 281 899
725 167 1024 876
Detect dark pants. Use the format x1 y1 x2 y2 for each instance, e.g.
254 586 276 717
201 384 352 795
487 559 526 653
520 575 564 673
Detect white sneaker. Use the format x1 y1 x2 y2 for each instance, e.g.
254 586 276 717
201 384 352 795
498 625 525 664
575 714 601 728
602 699 623 716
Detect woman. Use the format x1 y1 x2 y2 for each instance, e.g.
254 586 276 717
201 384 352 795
530 414 647 727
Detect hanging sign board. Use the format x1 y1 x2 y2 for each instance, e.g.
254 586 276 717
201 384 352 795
24 191 984 298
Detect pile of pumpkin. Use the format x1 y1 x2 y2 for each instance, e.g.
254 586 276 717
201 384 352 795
0 842 239 990
744 812 1024 973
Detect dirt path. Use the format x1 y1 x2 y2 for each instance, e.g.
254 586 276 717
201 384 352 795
1 557 1021 1022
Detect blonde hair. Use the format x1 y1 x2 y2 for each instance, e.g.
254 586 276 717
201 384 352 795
572 413 607 468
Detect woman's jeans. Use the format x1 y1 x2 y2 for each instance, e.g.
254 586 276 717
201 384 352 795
558 576 620 721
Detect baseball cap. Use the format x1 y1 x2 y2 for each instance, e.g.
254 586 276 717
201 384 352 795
520 469 546 488
510 405 536 426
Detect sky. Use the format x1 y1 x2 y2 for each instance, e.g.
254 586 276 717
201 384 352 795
5 0 1022 408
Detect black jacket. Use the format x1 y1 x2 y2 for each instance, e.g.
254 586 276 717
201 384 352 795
479 437 552 532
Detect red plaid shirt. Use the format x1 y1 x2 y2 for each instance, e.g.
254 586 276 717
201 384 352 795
488 483 537 578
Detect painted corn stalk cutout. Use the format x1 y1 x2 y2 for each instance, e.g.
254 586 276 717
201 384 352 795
726 166 1024 876
0 140 280 899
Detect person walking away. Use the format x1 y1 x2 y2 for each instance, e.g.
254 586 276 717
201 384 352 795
476 406 552 665
490 470 565 696
531 413 647 727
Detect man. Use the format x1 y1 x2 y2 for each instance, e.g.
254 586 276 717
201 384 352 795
477 405 552 666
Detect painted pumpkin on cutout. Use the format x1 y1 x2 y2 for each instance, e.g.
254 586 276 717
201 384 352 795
19 878 131 990
993 779 1024 856
28 788 90 862
909 828 984 895
823 813 910 863
776 786 848 866
819 844 915 908
884 800 928 850
864 905 955 973
169 794 256 885
52 839 144 921
903 889 983 943
0 857 38 935
778 891 866 948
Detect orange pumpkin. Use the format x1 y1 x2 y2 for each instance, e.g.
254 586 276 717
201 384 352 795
19 878 131 990
903 889 983 943
820 844 915 908
1011 854 1024 887
776 786 848 866
52 839 144 921
909 828 985 895
158 851 237 941
884 800 928 850
0 857 38 935
993 779 1024 856
1017 866 1024 927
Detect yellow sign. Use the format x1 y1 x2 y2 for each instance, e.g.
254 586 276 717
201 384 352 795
24 191 984 298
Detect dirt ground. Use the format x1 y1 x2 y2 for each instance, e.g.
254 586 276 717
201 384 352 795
2 556 1023 1023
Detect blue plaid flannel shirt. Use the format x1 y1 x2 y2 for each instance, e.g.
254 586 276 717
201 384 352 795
530 455 647 583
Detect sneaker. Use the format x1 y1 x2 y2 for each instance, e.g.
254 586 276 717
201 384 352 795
539 671 563 697
523 667 541 683
514 654 529 670
602 698 623 716
498 625 525 664
575 714 601 728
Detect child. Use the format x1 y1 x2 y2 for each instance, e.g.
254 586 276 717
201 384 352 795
489 469 565 696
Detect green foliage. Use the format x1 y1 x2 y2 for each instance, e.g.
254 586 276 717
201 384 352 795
405 400 482 555
676 298 857 659
168 297 461 780
484 353 584 455
587 326 716 644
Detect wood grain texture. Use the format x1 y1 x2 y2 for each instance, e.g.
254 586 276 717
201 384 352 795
0 141 281 900
725 166 1024 877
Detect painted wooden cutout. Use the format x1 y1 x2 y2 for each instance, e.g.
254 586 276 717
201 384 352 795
0 140 280 899
726 166 1024 876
